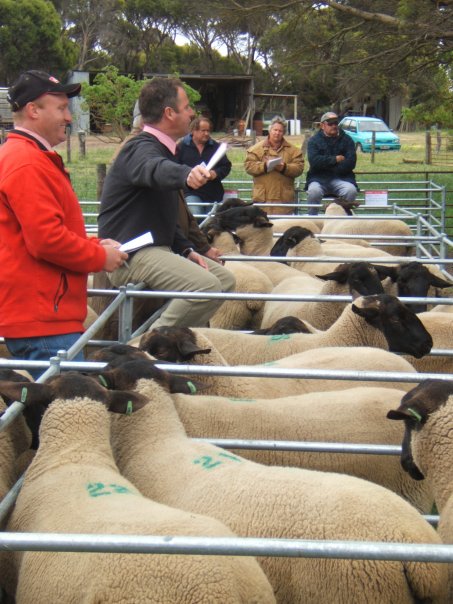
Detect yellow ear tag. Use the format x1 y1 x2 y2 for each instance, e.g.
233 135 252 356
126 400 133 415
20 387 28 403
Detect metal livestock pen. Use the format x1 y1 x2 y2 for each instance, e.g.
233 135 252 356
1 179 453 599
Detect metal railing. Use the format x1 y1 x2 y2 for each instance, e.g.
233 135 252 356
81 176 446 227
2 195 453 577
0 292 451 572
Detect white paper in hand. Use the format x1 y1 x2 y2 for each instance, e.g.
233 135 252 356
266 157 282 172
120 231 153 253
205 142 228 171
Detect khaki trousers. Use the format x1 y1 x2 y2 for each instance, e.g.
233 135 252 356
109 246 235 328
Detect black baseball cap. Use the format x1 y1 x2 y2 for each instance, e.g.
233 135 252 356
7 70 81 112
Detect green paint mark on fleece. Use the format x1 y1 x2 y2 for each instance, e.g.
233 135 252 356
193 452 242 471
87 482 135 498
228 398 256 403
268 334 291 343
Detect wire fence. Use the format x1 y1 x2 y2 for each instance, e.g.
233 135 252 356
426 129 453 166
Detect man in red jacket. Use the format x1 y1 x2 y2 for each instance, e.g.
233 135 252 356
0 70 127 377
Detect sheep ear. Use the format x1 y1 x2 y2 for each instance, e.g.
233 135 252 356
317 267 348 283
387 406 425 423
0 381 53 406
168 375 207 395
372 265 397 281
107 391 149 414
254 218 273 228
387 409 408 420
351 296 381 322
351 305 380 321
97 371 116 389
429 273 452 288
177 340 211 360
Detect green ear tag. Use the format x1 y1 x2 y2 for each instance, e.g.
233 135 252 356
20 387 28 403
126 400 133 415
98 375 108 388
407 407 423 423
187 381 197 394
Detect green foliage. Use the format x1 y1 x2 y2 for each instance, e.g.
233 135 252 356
402 104 453 129
135 74 201 108
178 76 201 107
0 0 76 83
2 0 452 138
81 68 201 140
247 0 453 123
81 66 142 140
402 70 453 128
52 0 120 70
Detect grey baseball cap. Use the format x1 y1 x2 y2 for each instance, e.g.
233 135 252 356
320 112 339 123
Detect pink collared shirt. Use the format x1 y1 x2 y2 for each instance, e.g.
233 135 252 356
142 124 177 155
14 127 53 150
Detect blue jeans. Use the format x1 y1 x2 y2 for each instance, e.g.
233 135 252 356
5 333 84 379
306 179 357 215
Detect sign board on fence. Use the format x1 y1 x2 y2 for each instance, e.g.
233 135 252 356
364 190 388 207
223 190 239 200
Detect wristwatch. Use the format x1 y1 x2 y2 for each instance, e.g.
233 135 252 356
182 247 194 258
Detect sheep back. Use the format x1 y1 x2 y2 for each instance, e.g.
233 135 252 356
173 386 433 512
4 397 275 604
112 380 447 604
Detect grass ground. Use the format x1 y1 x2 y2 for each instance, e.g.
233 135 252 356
66 130 453 233
68 130 453 192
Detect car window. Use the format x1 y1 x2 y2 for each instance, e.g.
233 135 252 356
340 119 349 130
349 120 357 133
358 120 390 133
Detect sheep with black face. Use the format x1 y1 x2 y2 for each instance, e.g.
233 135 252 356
104 360 448 604
0 370 275 604
388 379 453 599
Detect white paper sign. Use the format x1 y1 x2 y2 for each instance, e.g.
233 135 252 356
364 190 388 207
119 231 153 253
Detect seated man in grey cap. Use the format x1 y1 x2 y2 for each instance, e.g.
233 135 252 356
304 111 358 215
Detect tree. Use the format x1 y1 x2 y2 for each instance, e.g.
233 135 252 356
402 68 453 128
227 0 453 61
0 0 77 84
81 66 143 139
51 0 119 70
81 67 201 140
100 0 183 74
178 0 279 75
225 0 453 121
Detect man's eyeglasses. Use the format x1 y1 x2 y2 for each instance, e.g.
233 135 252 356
325 120 338 126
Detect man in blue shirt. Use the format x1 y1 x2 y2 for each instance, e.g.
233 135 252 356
304 111 358 215
177 117 232 219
